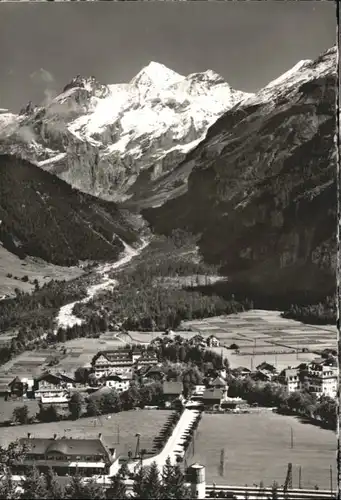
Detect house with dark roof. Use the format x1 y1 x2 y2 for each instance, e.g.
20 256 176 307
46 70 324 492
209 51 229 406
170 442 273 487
33 373 72 401
12 433 119 477
7 377 28 398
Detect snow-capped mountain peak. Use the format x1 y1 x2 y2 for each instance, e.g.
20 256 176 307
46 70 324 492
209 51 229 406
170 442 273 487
265 59 313 89
130 61 183 89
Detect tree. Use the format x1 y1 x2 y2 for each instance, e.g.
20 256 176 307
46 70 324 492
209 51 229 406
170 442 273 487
68 392 83 420
12 406 29 425
143 462 163 499
37 403 59 423
108 472 127 499
132 466 148 500
79 478 106 499
65 474 105 499
162 456 191 499
0 473 19 499
86 398 101 417
74 367 89 385
20 465 48 499
43 467 65 499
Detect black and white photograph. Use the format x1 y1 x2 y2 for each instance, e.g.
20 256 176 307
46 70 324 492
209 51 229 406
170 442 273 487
0 1 338 499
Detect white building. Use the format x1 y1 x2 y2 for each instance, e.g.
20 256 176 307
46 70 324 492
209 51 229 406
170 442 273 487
104 373 132 393
306 361 338 399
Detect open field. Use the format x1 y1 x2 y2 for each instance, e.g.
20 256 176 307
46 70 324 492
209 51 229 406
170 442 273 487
0 409 169 458
180 310 336 370
187 412 336 489
0 246 83 298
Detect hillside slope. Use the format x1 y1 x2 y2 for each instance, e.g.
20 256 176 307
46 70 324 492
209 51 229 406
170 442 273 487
0 154 142 266
144 46 337 301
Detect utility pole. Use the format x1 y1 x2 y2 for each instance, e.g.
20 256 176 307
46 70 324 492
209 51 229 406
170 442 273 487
298 466 302 489
135 433 141 459
330 465 333 494
117 425 120 445
290 427 294 449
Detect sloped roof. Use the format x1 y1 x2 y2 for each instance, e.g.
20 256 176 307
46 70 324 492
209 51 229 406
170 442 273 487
210 376 226 387
93 350 133 363
104 372 132 381
19 437 112 460
8 376 22 387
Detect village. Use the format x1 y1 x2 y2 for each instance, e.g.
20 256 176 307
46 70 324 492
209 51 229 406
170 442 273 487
0 323 337 497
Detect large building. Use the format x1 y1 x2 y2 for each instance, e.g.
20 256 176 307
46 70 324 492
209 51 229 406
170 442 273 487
304 359 337 399
13 434 119 477
91 350 134 378
281 359 338 399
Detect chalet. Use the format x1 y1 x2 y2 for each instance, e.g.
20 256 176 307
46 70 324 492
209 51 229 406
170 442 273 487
13 433 119 477
134 352 158 369
33 373 72 401
91 351 134 379
140 366 164 383
7 377 28 398
250 370 271 382
201 388 224 409
206 335 220 348
232 367 252 378
104 373 132 393
162 381 183 405
256 362 277 376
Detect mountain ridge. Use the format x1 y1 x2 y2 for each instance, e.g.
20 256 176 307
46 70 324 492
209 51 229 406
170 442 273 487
143 46 337 300
0 63 253 206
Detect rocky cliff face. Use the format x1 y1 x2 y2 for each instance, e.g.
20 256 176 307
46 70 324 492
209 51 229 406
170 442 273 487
0 65 252 206
144 47 337 301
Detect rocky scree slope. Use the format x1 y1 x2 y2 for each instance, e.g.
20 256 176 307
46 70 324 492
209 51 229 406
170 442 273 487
0 64 252 207
0 154 142 266
143 46 337 301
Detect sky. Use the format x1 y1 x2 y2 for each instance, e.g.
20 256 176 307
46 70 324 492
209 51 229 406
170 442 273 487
0 1 336 112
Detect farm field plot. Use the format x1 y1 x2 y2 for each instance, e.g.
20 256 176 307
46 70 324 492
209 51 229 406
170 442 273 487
0 409 170 458
180 310 336 370
0 336 126 381
187 412 336 489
